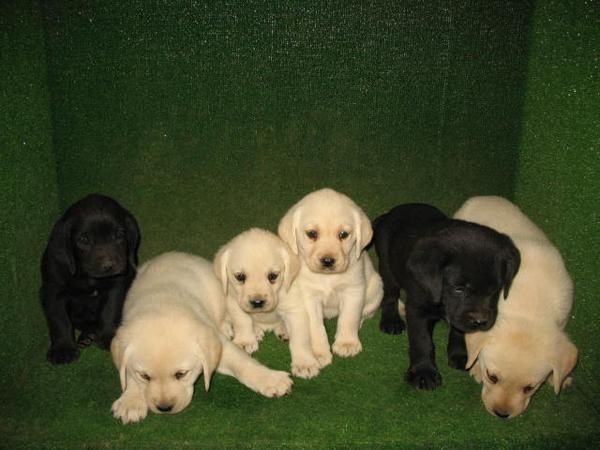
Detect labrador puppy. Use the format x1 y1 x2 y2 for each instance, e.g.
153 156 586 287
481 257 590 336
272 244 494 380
111 252 293 424
372 203 520 390
40 194 140 364
278 188 384 367
455 196 578 419
214 228 320 379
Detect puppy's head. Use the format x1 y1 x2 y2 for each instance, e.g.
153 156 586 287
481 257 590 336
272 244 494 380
111 314 221 415
278 188 372 274
407 222 520 332
466 326 578 419
214 229 299 313
50 194 140 279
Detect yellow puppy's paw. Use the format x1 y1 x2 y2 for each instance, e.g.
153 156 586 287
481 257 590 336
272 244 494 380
257 371 293 398
220 321 234 339
332 339 362 358
291 355 321 379
112 395 148 424
234 336 259 354
253 324 266 342
313 347 333 368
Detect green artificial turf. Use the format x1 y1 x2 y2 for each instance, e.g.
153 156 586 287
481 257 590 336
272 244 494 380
1 0 599 448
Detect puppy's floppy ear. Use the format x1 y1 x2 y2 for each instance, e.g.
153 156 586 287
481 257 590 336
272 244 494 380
465 332 490 370
550 333 578 394
47 217 76 276
278 206 301 255
280 244 300 292
498 235 520 299
406 237 449 304
111 328 133 392
196 326 222 391
213 247 230 295
124 210 141 269
352 208 373 259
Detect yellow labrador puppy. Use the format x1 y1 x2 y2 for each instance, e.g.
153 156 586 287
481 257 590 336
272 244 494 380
111 252 293 424
454 196 578 419
278 188 383 366
214 228 321 379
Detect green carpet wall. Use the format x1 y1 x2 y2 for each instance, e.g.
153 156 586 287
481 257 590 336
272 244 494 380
514 0 600 399
1 0 598 448
0 1 60 391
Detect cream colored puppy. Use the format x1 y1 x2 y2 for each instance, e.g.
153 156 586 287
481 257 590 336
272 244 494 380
111 252 293 424
454 196 578 419
214 228 321 379
278 188 384 366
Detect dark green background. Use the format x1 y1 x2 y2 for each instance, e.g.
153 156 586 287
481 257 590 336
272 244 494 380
1 1 598 448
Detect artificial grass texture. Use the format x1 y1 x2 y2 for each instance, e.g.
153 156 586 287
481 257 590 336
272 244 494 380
2 0 599 448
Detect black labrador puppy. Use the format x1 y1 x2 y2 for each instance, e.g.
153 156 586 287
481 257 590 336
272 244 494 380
40 194 140 364
373 203 520 390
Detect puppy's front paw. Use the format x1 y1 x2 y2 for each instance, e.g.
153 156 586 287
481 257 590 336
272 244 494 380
77 332 97 348
47 344 80 365
253 325 265 342
379 315 406 335
332 339 363 358
112 395 148 424
291 355 321 379
448 350 468 371
275 323 289 342
313 346 333 368
406 365 442 390
256 370 293 398
234 337 259 354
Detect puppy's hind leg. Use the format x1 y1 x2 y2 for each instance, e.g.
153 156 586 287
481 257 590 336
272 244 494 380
217 336 293 398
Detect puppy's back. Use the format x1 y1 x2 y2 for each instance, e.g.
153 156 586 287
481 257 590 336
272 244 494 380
454 196 547 243
123 252 224 326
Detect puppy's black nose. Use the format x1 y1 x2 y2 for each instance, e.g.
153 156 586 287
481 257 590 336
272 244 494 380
249 298 266 309
468 312 490 329
156 404 173 413
470 318 488 329
100 260 115 272
494 409 510 419
320 257 336 268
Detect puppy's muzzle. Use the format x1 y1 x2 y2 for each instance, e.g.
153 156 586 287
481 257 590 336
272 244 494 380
466 311 494 331
319 256 336 270
249 297 266 310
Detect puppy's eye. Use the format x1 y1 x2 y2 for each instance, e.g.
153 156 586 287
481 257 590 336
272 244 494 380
234 272 246 283
174 370 189 380
338 230 350 240
486 370 498 384
523 385 534 394
267 272 279 284
306 230 318 241
139 372 151 382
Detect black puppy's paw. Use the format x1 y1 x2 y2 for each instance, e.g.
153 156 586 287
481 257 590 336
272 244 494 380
77 332 96 348
379 315 406 335
47 345 80 364
448 350 468 371
406 365 442 390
